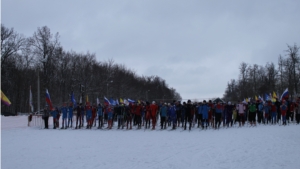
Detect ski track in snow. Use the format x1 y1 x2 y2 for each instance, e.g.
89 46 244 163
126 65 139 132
1 116 300 169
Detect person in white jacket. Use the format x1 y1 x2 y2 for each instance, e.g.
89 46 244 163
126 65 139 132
237 101 246 126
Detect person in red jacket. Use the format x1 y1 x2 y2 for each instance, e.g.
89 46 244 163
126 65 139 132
288 101 295 123
150 101 158 130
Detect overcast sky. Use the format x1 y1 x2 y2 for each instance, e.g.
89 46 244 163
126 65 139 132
2 0 300 101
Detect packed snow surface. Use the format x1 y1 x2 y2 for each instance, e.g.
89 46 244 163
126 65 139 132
1 116 300 169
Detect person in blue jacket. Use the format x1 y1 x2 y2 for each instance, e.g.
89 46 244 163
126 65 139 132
214 102 223 129
160 103 168 129
67 103 74 128
201 100 210 129
61 103 68 129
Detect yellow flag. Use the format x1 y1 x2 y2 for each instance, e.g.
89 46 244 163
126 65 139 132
1 90 11 106
255 95 258 101
120 98 124 103
86 95 89 103
273 91 277 99
138 100 141 104
246 98 249 102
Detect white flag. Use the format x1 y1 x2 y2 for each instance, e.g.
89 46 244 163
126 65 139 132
29 86 34 112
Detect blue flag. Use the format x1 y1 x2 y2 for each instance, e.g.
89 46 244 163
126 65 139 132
71 91 77 107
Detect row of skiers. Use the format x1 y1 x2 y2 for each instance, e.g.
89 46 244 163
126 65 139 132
42 97 300 130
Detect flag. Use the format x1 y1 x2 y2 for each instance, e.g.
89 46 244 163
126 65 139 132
255 96 258 101
138 100 141 104
109 98 115 106
79 96 82 104
116 99 119 105
97 97 100 105
245 98 249 102
128 98 135 103
124 99 129 105
1 90 11 106
270 92 277 102
45 89 53 110
258 95 264 102
104 97 111 106
273 91 277 99
280 88 289 101
264 93 270 101
29 86 34 112
86 95 89 103
120 98 124 103
70 91 76 107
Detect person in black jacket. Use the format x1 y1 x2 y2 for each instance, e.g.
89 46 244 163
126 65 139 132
184 100 193 130
43 107 50 129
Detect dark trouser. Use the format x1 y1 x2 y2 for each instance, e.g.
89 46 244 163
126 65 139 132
53 118 56 129
136 115 141 128
176 112 181 126
239 114 245 125
296 114 300 124
249 112 256 123
44 117 49 129
98 115 103 128
215 113 221 128
81 113 85 127
264 113 269 124
202 119 208 128
62 118 67 128
271 112 277 124
277 110 281 123
290 111 294 121
104 114 108 124
197 114 202 127
287 111 294 122
160 116 166 129
126 116 132 129
184 115 192 130
68 118 73 127
257 111 263 123
133 114 137 126
282 115 286 125
76 114 81 128
226 112 233 126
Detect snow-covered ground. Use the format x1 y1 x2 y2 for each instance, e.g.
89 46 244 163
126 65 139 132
1 115 300 169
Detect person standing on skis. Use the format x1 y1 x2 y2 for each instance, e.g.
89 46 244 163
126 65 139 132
67 103 74 128
150 101 159 130
184 100 193 130
61 103 68 129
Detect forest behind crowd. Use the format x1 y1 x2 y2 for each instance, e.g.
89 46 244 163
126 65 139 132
1 24 181 114
223 43 300 102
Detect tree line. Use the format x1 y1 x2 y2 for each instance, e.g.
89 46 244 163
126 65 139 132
1 24 182 114
223 44 300 102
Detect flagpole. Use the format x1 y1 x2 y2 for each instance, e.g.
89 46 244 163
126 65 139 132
37 68 40 114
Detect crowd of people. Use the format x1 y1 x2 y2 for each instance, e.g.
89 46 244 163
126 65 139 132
40 97 300 130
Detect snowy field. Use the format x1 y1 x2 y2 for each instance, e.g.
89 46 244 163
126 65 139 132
1 115 300 169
